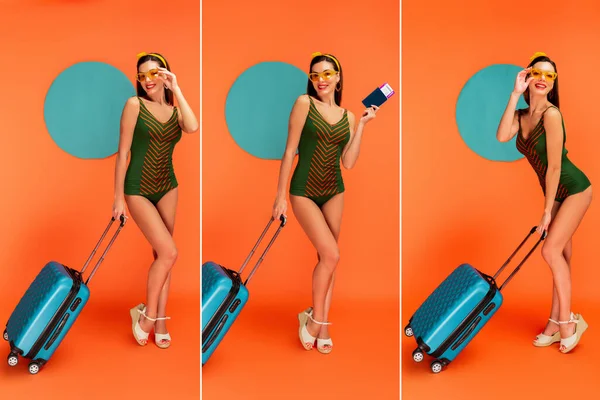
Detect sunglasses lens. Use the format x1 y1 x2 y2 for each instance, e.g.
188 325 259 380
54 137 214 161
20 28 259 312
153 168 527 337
323 71 334 80
149 70 159 79
309 73 319 82
136 73 145 81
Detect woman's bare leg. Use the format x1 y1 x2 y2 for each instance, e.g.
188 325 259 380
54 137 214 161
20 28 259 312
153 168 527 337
540 187 592 349
125 194 178 334
154 188 178 335
290 195 340 338
318 193 344 340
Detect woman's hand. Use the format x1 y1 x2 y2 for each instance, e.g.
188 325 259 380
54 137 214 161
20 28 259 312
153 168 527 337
537 210 551 235
113 197 127 220
514 67 533 95
360 105 379 125
158 67 178 91
272 196 287 220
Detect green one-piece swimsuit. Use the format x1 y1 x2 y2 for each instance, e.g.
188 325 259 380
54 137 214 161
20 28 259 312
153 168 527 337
516 106 591 203
289 96 351 207
124 97 182 205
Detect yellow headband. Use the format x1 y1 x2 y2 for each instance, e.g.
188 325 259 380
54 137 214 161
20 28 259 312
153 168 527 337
311 52 340 71
136 52 167 67
530 51 548 62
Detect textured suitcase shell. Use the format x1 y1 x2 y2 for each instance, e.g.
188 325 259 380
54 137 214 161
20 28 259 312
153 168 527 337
201 261 249 365
6 262 90 361
437 289 502 362
410 263 499 354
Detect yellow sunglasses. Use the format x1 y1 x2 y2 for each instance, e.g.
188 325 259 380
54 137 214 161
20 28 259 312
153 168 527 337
530 67 557 82
136 68 161 82
308 69 338 82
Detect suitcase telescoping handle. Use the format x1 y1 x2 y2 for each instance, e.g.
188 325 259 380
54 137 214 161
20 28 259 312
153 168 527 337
494 226 547 291
238 215 287 286
80 215 127 285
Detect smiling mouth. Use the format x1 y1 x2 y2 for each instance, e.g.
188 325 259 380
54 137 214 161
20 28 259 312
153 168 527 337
535 83 547 89
317 84 328 90
146 83 156 90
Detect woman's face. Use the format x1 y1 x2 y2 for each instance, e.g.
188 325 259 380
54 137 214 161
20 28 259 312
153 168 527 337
528 61 556 98
137 61 164 95
309 61 340 97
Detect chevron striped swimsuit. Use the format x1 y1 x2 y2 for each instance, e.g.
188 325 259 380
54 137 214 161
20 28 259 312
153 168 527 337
124 97 182 205
290 96 351 207
516 106 591 203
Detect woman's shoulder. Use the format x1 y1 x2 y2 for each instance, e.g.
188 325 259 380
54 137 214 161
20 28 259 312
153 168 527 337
292 94 312 113
296 94 311 104
543 105 562 123
545 104 561 113
126 96 141 107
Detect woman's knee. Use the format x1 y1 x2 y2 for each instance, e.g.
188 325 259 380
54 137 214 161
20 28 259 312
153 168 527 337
319 246 340 270
157 244 178 266
542 242 562 266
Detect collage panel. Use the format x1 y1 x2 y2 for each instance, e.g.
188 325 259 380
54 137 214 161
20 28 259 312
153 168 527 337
2 1 200 398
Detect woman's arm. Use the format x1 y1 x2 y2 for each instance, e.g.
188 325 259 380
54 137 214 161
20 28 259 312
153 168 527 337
113 97 138 212
542 107 564 214
173 86 199 133
496 92 521 143
497 67 533 142
158 67 198 133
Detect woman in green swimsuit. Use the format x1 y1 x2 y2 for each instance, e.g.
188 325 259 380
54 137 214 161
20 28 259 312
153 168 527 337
496 52 592 354
272 52 378 354
112 52 198 348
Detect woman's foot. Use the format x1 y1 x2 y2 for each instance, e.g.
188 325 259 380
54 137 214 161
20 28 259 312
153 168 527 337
130 304 156 346
533 318 560 347
558 312 588 354
154 316 171 349
317 324 333 354
298 307 318 350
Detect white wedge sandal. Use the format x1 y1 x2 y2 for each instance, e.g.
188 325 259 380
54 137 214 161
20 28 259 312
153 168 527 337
297 307 333 353
298 307 316 350
154 316 172 349
533 318 561 347
130 303 156 346
558 312 588 354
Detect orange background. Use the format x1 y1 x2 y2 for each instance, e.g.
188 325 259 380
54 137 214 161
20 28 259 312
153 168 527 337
402 1 600 398
202 0 399 398
0 1 199 398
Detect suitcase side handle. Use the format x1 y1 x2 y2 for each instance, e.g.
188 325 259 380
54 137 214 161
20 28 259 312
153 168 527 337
238 215 287 286
80 215 127 285
494 226 546 292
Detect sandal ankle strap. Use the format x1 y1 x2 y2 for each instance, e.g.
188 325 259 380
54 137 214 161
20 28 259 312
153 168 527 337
549 318 559 324
155 316 171 321
558 312 578 325
307 313 331 326
138 308 158 322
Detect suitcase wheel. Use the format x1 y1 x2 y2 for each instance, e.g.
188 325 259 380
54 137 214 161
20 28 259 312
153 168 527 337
2 329 7 342
7 353 18 367
430 360 444 374
412 348 424 363
404 325 413 337
28 361 41 375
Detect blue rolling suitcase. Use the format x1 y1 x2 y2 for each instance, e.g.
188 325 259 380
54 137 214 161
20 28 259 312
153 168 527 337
202 215 286 365
3 215 126 374
404 227 546 373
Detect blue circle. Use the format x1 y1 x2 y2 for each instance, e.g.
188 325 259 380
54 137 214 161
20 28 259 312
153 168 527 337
44 62 135 159
225 62 307 160
456 64 528 162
